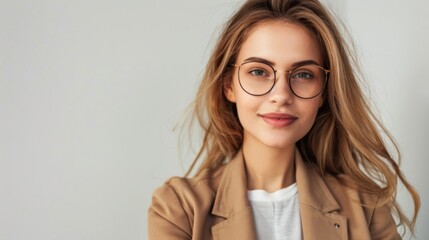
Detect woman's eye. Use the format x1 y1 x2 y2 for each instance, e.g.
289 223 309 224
292 72 313 79
249 69 267 77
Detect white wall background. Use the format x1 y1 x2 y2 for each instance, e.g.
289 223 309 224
0 0 427 239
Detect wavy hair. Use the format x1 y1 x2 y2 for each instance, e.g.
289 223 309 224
182 0 419 235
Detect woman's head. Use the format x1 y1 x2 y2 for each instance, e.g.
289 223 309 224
192 0 350 167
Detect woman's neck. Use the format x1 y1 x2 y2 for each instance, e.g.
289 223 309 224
242 138 296 193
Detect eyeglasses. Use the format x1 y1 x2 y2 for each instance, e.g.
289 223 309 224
232 61 329 99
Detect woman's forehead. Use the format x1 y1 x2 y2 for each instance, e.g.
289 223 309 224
236 20 322 67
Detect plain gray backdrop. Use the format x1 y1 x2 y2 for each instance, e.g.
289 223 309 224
1 0 428 239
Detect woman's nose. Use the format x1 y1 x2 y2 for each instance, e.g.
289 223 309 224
268 71 293 105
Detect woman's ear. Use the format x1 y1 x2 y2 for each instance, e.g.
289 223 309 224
318 88 328 108
223 78 237 103
318 95 324 108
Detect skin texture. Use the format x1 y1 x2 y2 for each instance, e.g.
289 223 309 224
225 20 324 192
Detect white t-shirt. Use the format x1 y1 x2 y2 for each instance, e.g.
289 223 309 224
247 183 302 240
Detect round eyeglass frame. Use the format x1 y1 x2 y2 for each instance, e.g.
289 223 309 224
232 61 330 99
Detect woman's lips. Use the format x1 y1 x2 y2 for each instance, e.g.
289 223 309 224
259 113 298 128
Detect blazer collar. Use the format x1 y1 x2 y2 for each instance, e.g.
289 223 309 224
211 149 249 218
295 149 341 213
212 148 341 216
211 148 346 240
211 149 257 240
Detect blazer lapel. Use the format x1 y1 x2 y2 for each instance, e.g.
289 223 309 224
295 150 348 240
210 149 349 240
211 150 257 240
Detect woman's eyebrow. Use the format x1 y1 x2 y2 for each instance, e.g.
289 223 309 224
243 57 275 66
243 57 321 67
291 60 321 67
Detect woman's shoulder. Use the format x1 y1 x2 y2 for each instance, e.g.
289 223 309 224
322 173 397 227
150 164 227 212
322 173 380 205
321 173 400 238
148 164 227 238
301 162 380 207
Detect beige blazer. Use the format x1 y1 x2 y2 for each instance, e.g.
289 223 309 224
148 150 401 240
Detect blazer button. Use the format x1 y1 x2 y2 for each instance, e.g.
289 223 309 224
334 223 340 229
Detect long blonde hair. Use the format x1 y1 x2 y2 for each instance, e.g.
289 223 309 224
183 0 419 235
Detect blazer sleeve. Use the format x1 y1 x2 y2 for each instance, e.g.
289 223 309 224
148 182 192 240
368 200 402 240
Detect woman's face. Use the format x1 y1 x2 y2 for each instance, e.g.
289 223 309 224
225 20 324 150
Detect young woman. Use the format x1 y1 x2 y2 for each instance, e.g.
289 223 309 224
148 0 420 239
